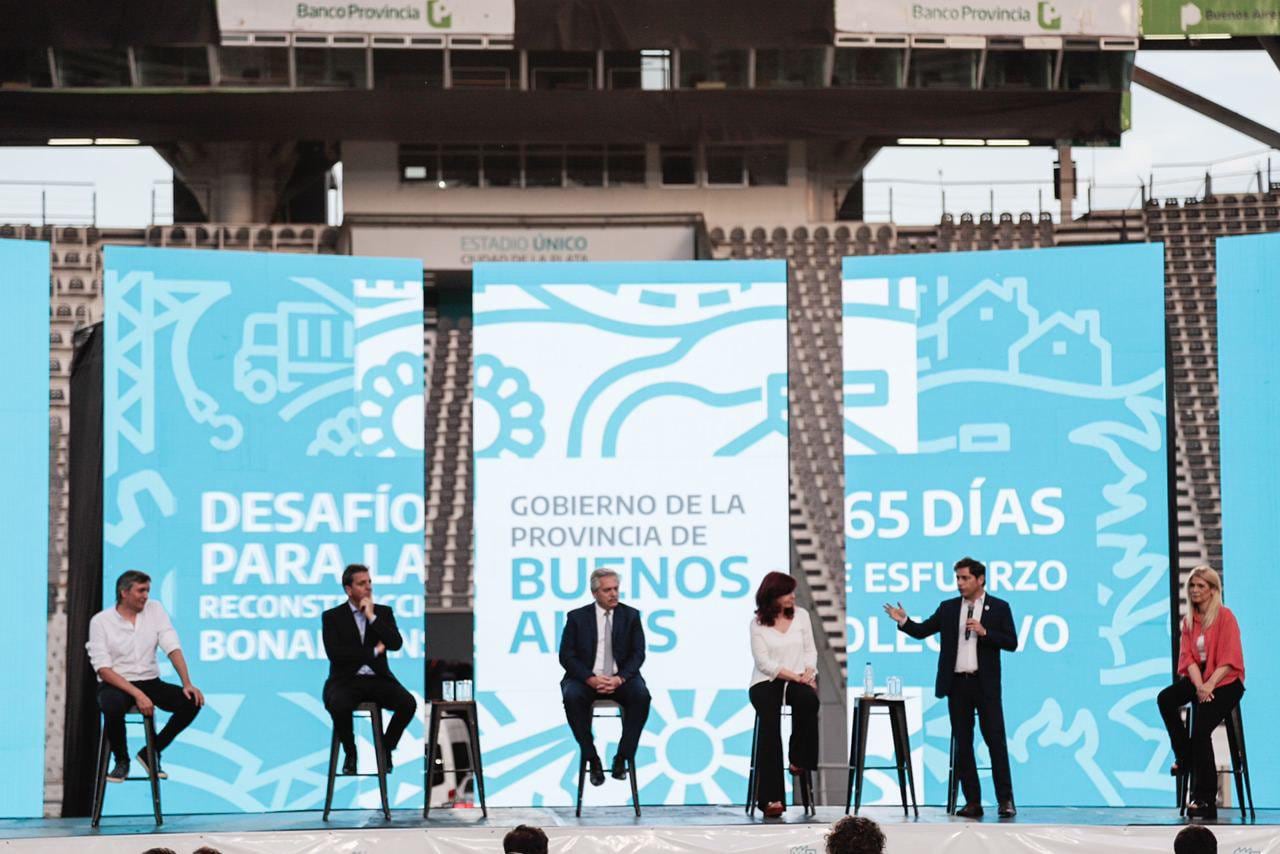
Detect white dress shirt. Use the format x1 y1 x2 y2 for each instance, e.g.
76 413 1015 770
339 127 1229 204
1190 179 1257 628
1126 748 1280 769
592 603 618 677
350 601 377 676
955 594 985 674
750 607 818 687
86 599 181 682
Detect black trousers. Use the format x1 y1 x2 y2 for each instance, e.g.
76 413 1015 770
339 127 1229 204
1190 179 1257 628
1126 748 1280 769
97 679 200 763
561 676 651 762
748 679 819 810
948 675 1013 804
323 675 418 756
1157 676 1245 803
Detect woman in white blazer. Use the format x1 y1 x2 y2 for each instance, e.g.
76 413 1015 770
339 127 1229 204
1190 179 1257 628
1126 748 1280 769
748 571 819 818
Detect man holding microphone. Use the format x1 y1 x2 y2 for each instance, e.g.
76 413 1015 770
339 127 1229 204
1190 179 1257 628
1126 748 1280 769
882 556 1018 818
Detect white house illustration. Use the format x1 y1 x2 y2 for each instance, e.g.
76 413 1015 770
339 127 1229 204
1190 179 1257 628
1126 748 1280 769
927 277 1038 369
1008 310 1112 387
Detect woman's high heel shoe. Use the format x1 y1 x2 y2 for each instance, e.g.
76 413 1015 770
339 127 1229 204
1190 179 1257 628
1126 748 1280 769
762 801 785 818
1186 800 1218 820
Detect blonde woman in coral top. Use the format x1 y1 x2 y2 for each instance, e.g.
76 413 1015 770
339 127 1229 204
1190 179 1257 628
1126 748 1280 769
1156 566 1245 820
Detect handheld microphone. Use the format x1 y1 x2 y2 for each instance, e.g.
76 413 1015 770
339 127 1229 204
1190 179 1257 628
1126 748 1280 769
965 602 974 640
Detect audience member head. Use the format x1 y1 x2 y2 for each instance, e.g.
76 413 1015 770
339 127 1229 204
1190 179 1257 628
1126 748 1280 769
1174 825 1217 854
754 571 797 626
138 848 177 854
503 824 549 854
825 815 886 854
193 847 224 854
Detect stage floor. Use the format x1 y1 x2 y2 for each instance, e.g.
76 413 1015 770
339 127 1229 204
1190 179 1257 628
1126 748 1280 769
2 806 1279 853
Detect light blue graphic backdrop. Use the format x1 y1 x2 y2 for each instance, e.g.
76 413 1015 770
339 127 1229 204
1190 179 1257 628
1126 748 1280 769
1217 232 1279 807
472 261 790 807
0 240 49 817
843 244 1170 807
103 247 425 814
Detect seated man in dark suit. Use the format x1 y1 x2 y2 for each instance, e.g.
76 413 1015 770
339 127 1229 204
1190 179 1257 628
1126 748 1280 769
322 563 418 774
559 568 651 786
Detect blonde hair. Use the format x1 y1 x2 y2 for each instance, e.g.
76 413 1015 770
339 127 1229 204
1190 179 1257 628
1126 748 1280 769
1183 565 1222 630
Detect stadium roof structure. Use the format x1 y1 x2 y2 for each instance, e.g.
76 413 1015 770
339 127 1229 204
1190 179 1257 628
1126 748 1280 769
0 0 1125 146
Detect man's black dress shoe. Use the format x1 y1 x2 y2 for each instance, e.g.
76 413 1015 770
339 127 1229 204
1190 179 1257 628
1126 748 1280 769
588 755 605 787
1186 801 1218 820
611 756 628 780
998 800 1017 818
955 803 984 818
341 753 358 776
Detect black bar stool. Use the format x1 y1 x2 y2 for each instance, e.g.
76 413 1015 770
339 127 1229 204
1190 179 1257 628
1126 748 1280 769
845 695 918 817
745 703 816 817
322 701 391 821
90 706 163 827
946 733 992 815
1176 702 1254 820
424 699 487 819
575 700 640 818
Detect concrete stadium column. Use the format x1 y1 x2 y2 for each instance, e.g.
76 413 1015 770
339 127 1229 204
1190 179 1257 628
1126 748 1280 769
1056 142 1074 222
210 142 258 222
158 142 335 223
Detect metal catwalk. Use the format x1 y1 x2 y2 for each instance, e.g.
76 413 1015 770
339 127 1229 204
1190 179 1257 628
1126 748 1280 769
2 807 1279 853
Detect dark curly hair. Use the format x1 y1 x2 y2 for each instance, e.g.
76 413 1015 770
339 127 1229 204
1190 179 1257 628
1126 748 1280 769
1174 825 1217 854
504 824 549 854
825 815 886 854
754 571 797 626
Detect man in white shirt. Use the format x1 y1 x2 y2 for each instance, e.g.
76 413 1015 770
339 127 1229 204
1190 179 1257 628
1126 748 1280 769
87 570 205 783
883 557 1018 818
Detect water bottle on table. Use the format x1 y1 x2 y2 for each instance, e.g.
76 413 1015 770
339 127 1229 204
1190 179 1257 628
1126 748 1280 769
863 662 875 697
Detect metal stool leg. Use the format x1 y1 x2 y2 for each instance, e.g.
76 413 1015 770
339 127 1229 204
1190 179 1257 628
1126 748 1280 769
746 715 759 815
888 706 909 816
891 705 918 818
322 728 339 821
370 707 391 820
947 735 958 815
853 702 870 814
629 757 641 817
575 752 587 818
141 714 163 826
424 703 440 819
1234 707 1255 820
465 706 488 818
90 718 109 828
845 704 860 814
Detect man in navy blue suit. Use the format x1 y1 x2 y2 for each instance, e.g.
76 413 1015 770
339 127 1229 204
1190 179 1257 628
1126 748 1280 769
883 557 1018 819
559 568 651 786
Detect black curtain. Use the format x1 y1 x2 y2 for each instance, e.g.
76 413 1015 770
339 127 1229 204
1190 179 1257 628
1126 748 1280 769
61 322 103 818
0 0 216 49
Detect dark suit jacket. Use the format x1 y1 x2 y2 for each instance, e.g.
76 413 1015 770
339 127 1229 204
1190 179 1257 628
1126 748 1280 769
321 602 404 686
559 602 645 686
898 594 1017 700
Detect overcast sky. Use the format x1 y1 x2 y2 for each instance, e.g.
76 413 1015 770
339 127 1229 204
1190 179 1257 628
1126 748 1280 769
0 50 1275 227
